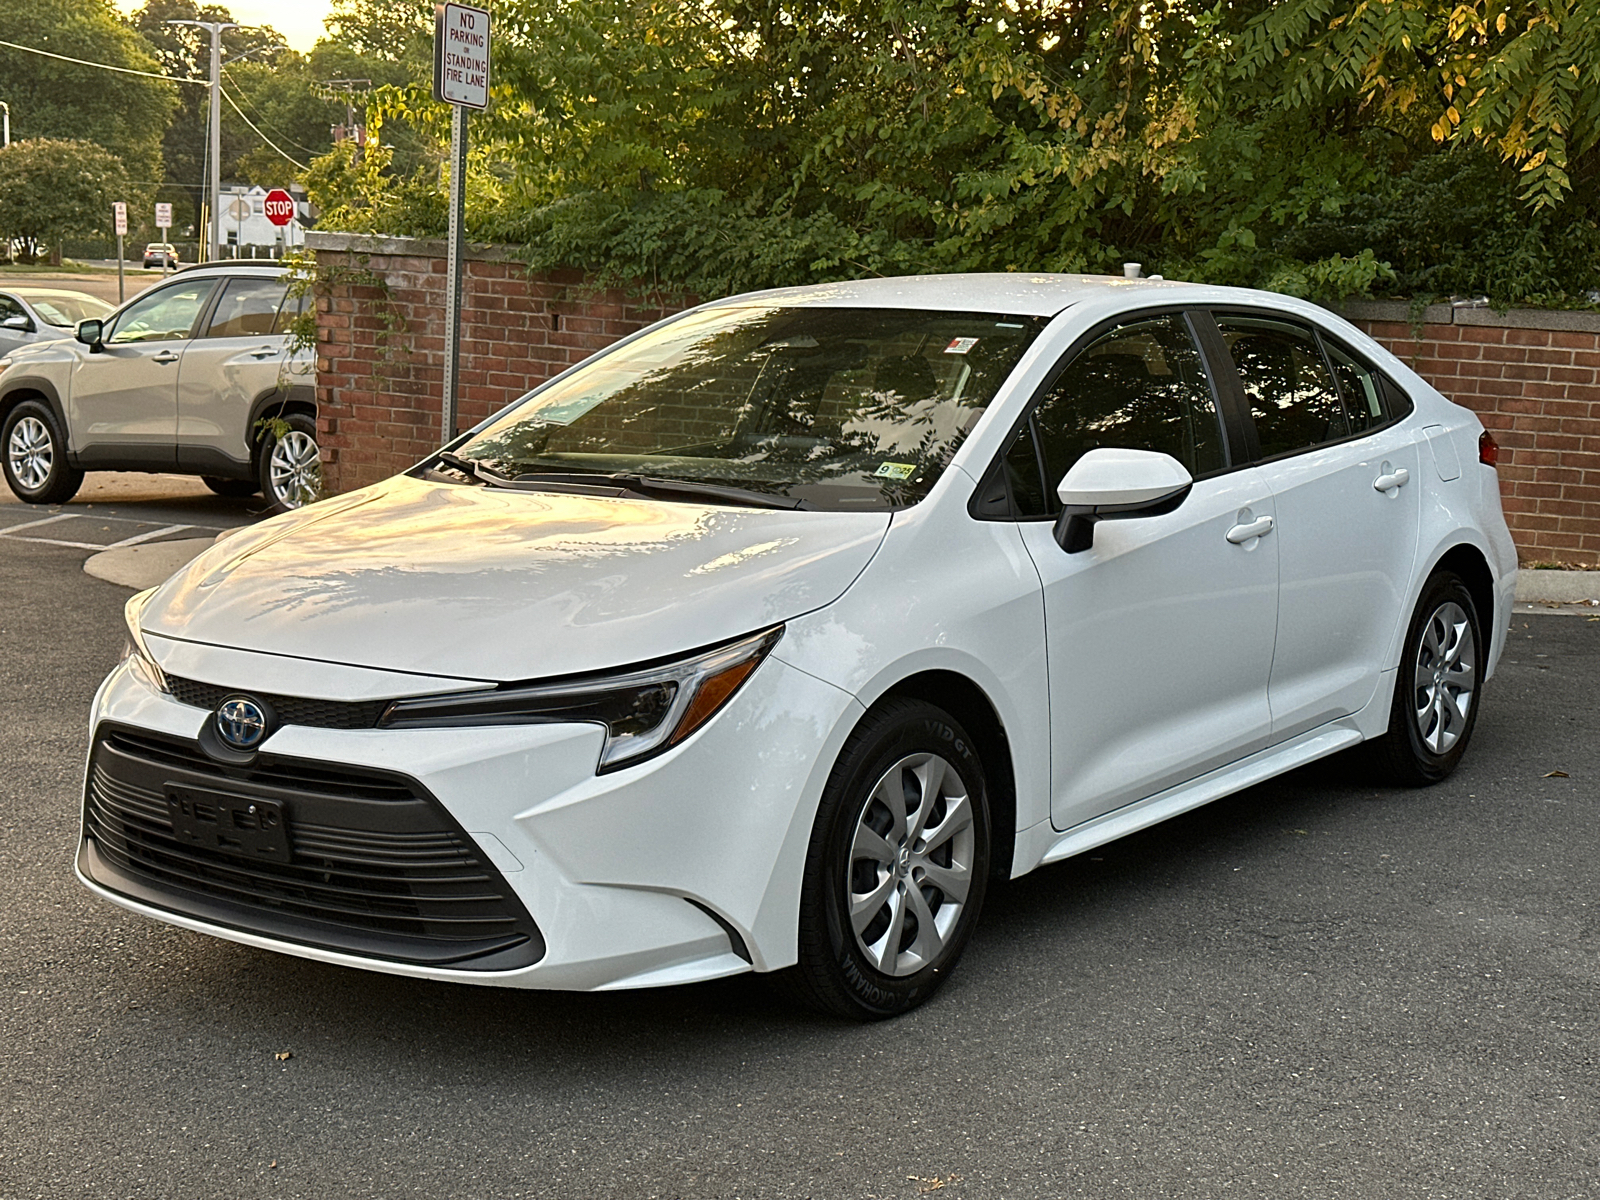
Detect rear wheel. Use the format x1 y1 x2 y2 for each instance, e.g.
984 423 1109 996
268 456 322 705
202 475 259 498
781 698 991 1020
255 412 321 515
1371 571 1483 785
3 400 84 505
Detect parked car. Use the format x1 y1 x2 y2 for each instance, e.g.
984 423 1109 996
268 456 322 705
0 260 315 512
143 243 179 269
0 288 113 357
83 275 1517 1019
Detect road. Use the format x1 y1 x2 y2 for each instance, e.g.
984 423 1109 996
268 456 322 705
0 268 169 308
1 502 1596 1199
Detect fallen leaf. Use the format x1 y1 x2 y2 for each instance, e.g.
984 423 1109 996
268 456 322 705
1543 771 1569 779
275 1050 293 1061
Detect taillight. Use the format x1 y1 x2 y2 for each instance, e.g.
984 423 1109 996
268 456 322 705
1479 430 1500 467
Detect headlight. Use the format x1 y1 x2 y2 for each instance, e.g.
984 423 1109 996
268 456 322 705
122 588 169 693
380 626 783 772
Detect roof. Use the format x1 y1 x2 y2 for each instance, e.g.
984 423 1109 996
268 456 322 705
4 287 106 301
707 272 1201 318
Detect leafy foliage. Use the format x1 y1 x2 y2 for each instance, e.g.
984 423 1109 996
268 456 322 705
305 0 1600 306
0 138 131 261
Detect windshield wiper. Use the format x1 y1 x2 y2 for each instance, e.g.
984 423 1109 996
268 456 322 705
434 450 516 487
513 470 810 511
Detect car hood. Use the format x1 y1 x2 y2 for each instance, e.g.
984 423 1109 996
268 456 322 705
142 475 891 682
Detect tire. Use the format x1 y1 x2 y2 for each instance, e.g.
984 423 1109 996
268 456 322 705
1371 571 1484 786
254 412 321 515
781 698 991 1020
201 475 259 498
2 399 84 505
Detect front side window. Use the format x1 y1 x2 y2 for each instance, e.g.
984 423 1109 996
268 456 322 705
205 277 291 338
1216 315 1349 458
107 280 216 345
453 305 1046 511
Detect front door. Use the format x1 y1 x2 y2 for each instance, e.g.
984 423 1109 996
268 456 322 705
1007 312 1280 832
68 276 218 462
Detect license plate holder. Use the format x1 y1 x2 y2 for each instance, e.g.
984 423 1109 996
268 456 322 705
165 786 291 864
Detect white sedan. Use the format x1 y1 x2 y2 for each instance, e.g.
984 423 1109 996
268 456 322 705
83 274 1516 1018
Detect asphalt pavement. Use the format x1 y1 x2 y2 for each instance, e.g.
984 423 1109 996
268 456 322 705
1 485 1597 1199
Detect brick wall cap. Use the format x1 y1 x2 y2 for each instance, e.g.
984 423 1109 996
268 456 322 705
1338 299 1600 334
305 230 523 264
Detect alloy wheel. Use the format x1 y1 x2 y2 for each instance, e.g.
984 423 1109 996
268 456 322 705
268 430 320 509
848 751 976 978
7 415 53 491
1412 599 1476 755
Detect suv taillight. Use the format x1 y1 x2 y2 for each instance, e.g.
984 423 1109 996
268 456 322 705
1479 430 1500 467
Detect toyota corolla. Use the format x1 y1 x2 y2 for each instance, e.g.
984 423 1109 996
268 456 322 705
81 274 1517 1018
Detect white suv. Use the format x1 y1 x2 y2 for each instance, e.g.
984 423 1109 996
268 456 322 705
0 261 316 513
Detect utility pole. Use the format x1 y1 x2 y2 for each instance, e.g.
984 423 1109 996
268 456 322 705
321 80 371 161
166 19 237 263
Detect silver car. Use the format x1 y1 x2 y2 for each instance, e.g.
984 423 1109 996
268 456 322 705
0 261 316 513
0 288 114 356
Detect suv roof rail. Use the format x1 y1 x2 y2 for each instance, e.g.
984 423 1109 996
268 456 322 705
175 258 290 273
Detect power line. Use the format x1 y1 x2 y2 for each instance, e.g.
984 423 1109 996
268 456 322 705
220 86 309 170
221 68 328 157
0 37 206 84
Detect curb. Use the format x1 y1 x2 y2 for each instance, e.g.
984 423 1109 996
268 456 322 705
84 537 217 590
1515 569 1600 604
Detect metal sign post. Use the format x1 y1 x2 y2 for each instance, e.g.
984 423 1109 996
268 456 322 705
433 2 490 444
112 202 127 303
155 202 172 277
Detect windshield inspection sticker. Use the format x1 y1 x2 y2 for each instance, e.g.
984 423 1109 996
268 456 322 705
874 462 916 480
944 337 980 355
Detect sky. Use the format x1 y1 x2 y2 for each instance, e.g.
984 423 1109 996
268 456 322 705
113 0 335 53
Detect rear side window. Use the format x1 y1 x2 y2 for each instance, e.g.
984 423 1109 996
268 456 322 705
205 277 291 338
1323 339 1387 434
1215 315 1349 458
1029 314 1226 508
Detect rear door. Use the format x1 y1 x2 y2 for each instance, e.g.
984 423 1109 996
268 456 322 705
176 274 296 466
1000 311 1281 831
68 276 219 464
1210 312 1422 741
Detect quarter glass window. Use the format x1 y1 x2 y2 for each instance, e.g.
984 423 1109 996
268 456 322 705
1216 316 1349 457
205 278 290 338
1324 340 1384 434
107 280 215 345
1031 314 1225 507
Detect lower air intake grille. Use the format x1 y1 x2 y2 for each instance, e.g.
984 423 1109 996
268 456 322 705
81 726 543 969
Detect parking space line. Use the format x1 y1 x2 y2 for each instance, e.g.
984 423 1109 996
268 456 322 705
0 513 76 535
102 523 193 549
6 536 118 550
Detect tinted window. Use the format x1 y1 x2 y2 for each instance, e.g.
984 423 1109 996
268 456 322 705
1030 314 1226 505
107 280 215 345
205 277 290 338
1323 339 1386 434
0 295 24 322
1216 315 1349 457
1002 420 1050 517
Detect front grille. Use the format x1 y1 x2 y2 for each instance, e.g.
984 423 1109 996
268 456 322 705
166 675 390 731
81 726 544 969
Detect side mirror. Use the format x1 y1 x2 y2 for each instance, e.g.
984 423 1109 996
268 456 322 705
1054 448 1193 553
2 315 30 332
76 319 105 350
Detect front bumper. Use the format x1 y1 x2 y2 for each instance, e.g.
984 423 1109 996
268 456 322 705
80 646 862 991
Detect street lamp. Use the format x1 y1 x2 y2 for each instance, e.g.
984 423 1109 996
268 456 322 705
165 18 238 263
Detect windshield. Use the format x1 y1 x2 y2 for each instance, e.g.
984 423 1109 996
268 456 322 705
27 294 112 327
450 305 1046 511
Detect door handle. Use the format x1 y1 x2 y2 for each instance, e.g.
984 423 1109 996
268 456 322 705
152 350 180 364
249 346 276 359
1225 515 1274 544
1373 465 1410 494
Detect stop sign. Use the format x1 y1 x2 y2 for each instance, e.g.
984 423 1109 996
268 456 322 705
263 189 296 227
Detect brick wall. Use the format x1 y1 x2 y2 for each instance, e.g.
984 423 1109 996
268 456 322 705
306 232 691 494
307 234 1600 566
1342 302 1600 566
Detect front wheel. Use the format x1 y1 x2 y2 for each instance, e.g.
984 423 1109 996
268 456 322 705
202 475 258 498
1371 571 1484 785
255 412 321 515
3 400 84 505
781 698 991 1020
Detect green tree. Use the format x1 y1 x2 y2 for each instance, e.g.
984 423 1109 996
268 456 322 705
0 138 131 262
0 0 176 183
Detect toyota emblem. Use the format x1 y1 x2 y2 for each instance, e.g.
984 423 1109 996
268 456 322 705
215 696 269 750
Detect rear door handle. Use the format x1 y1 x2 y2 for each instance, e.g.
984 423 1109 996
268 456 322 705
1226 515 1274 544
1373 465 1410 494
152 350 180 364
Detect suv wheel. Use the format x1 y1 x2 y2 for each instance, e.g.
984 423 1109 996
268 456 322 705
255 413 321 515
3 400 84 505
